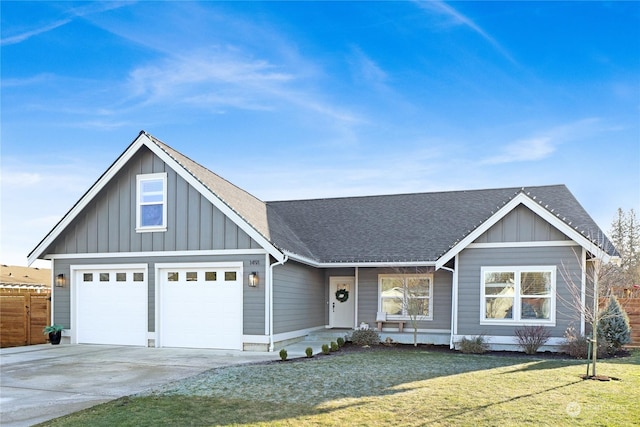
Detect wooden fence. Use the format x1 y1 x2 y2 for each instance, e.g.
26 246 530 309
0 288 51 348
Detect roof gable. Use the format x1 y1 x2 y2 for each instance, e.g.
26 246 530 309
29 132 615 267
28 132 285 264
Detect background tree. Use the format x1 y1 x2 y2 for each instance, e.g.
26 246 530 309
600 208 640 296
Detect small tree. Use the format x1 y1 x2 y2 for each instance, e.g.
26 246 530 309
598 295 632 354
389 267 431 346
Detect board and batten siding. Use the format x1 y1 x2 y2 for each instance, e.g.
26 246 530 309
474 205 571 243
52 254 266 335
457 246 583 337
272 261 325 334
357 268 452 330
47 147 260 256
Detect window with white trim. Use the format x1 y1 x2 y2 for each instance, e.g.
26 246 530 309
379 274 433 320
481 266 556 325
136 173 167 232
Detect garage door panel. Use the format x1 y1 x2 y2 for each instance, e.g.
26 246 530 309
159 267 243 350
75 269 147 346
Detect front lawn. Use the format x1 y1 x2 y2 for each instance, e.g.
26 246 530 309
40 347 640 426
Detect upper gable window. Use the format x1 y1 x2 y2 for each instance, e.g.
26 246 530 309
136 173 167 232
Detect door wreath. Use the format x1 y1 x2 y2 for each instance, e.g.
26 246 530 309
335 289 349 302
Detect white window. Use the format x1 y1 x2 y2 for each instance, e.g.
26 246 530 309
378 274 433 320
136 173 167 232
481 266 556 325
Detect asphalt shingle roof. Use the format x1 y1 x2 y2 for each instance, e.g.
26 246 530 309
150 133 617 264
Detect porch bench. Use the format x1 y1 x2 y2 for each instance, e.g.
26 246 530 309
377 320 406 332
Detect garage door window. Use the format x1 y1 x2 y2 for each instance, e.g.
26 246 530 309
167 272 179 281
133 272 144 281
205 272 217 281
186 272 198 281
225 272 237 281
116 273 126 281
83 273 93 282
100 273 110 282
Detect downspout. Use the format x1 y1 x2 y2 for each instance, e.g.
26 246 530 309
268 254 288 352
439 262 457 349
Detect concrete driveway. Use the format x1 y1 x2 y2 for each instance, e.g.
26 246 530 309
0 344 278 427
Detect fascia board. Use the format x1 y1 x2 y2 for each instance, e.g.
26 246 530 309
28 133 149 265
435 192 611 270
143 136 285 263
283 250 436 268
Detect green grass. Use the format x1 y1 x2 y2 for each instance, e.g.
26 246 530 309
39 348 640 426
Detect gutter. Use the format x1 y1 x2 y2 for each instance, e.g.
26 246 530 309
268 254 288 352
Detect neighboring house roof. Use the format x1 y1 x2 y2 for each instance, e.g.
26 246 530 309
28 131 617 266
0 264 51 288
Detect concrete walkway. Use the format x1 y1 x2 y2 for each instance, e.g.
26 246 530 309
0 344 279 427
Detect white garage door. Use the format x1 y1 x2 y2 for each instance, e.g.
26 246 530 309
74 266 147 346
158 264 243 350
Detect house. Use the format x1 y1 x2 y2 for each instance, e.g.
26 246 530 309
28 131 618 352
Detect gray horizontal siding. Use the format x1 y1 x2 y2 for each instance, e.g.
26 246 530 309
457 245 583 338
52 253 266 336
272 261 325 334
47 147 260 256
475 205 570 243
357 267 452 330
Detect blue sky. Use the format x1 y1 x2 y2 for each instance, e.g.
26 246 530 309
1 1 639 267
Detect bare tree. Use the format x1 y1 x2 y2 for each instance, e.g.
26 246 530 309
385 267 431 346
559 239 621 378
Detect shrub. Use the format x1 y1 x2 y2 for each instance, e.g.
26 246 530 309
458 335 489 354
561 327 608 359
598 295 632 354
330 341 339 352
515 325 551 355
350 329 381 346
279 348 288 361
305 347 313 358
336 337 345 348
321 344 330 355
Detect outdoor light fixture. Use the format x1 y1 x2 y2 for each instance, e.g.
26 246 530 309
55 274 65 288
248 272 258 287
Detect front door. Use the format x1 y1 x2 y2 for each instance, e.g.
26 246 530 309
329 276 355 328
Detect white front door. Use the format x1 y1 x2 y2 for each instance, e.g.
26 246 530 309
329 276 355 328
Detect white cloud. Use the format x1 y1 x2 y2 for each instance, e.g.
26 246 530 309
481 118 604 165
348 46 389 91
414 0 517 65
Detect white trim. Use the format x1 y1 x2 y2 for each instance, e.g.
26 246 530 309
136 172 167 232
354 267 359 329
70 263 148 345
480 265 557 327
454 335 566 346
28 132 285 265
378 273 434 322
142 135 285 263
243 335 270 344
436 192 613 270
580 247 586 335
284 250 436 268
45 249 269 260
467 241 579 249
